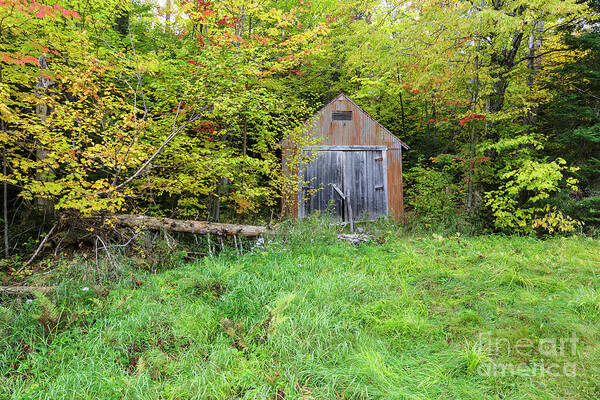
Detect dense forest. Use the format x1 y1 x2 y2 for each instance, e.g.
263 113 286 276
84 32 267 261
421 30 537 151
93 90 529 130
2 2 600 398
1 0 599 261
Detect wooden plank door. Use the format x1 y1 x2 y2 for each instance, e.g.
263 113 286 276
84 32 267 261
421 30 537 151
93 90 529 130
300 146 388 221
299 150 344 220
342 149 388 220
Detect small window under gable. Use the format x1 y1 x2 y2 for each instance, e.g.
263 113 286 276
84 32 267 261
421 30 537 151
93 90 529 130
332 111 352 121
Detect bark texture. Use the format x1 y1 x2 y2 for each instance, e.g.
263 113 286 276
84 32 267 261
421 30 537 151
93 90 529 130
0 286 56 295
113 214 269 237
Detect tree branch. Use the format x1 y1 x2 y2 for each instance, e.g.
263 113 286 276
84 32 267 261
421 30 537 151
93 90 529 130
516 48 570 65
110 112 201 192
18 223 57 271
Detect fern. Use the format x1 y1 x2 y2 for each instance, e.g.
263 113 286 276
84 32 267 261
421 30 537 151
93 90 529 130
32 292 78 337
266 293 297 334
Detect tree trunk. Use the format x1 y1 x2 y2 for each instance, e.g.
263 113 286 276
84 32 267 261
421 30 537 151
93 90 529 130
424 100 429 135
525 21 544 126
489 31 524 114
431 93 437 151
113 214 269 237
209 177 228 221
1 64 8 257
165 0 171 29
242 116 247 158
399 90 406 136
467 41 481 215
2 147 8 258
396 69 407 137
35 54 54 214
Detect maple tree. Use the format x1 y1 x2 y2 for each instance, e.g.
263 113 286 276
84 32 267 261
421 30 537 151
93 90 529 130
0 0 328 211
0 0 332 257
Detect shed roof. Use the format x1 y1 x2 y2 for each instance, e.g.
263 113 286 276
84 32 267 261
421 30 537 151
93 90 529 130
315 93 410 150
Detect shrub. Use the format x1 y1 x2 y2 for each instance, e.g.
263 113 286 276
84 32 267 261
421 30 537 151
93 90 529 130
485 158 581 234
406 166 460 226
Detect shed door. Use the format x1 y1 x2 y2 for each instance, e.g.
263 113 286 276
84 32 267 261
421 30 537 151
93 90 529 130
301 150 345 219
299 147 388 221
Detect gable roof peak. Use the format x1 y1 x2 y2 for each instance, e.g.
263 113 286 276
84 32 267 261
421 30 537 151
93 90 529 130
318 92 410 150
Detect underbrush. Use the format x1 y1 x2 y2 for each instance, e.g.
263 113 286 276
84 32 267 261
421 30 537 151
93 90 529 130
1 222 599 399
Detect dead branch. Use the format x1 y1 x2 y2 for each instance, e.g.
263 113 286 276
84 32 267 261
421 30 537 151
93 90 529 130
18 223 57 272
109 112 203 193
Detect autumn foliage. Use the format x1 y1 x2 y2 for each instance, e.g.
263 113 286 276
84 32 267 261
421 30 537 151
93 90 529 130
0 0 329 226
0 0 599 262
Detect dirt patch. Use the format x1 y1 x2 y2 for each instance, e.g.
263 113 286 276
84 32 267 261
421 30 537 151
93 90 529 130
154 333 192 354
275 388 286 400
124 343 144 374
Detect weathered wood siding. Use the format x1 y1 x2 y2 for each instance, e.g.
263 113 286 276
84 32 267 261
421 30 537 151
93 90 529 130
299 147 388 221
282 93 408 221
299 149 344 219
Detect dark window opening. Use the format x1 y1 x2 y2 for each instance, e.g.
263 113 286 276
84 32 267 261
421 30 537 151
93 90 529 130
332 111 352 121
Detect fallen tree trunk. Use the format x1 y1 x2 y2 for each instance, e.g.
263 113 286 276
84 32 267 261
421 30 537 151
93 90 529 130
113 215 270 237
1 285 104 296
0 286 56 295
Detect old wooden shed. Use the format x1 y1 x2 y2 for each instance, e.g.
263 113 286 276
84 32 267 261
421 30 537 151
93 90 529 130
282 93 409 221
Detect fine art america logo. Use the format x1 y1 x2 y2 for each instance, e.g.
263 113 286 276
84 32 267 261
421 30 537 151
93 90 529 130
476 331 578 377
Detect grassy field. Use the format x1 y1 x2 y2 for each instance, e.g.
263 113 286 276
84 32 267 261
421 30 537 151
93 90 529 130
1 224 600 399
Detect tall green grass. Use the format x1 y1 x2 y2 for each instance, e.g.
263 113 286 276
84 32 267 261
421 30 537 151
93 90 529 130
1 226 599 399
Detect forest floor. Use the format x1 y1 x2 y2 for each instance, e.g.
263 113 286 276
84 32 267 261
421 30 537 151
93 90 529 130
1 226 599 399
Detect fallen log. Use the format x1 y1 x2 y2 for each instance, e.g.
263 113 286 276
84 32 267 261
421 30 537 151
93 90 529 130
0 286 56 295
113 215 270 237
0 285 104 296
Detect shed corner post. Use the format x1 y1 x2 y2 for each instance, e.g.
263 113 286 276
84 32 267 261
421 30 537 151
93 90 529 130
399 146 405 223
382 148 389 216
